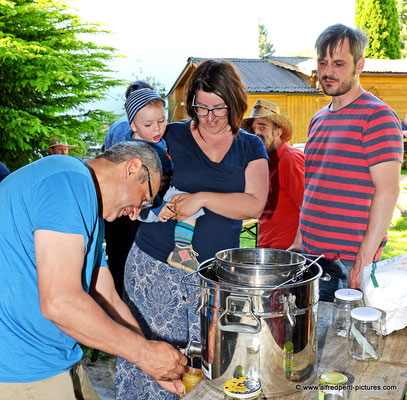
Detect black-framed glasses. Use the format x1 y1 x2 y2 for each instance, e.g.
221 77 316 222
141 165 154 210
192 95 228 117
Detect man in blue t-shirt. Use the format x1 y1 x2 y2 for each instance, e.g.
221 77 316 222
0 141 187 399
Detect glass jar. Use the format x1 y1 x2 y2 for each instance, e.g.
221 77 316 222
245 337 261 382
332 289 364 338
348 307 384 361
182 368 203 393
318 372 348 399
283 341 294 379
223 377 262 400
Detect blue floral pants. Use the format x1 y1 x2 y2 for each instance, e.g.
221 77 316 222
115 242 200 399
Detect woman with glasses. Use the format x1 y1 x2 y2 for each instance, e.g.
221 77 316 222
116 60 269 400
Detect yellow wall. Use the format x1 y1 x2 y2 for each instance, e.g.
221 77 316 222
360 75 407 119
168 71 407 144
246 75 407 144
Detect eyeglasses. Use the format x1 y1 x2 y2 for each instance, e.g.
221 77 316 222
140 165 154 210
192 95 228 118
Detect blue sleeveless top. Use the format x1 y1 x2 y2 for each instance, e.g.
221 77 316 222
136 121 267 263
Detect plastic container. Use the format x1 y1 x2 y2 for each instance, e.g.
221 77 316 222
348 307 384 361
318 372 348 399
223 377 262 399
332 289 364 338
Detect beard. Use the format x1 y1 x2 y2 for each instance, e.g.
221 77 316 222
258 134 276 153
319 67 357 97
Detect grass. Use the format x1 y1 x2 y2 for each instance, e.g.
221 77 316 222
239 230 257 248
383 217 407 259
383 177 407 260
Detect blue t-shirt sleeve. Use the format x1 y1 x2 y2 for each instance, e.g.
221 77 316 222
240 129 269 162
32 172 96 241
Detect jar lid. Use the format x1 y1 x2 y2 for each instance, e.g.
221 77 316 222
351 306 382 321
335 288 363 301
319 372 348 386
223 377 262 398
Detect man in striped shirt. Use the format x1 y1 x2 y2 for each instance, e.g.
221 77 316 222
290 24 403 296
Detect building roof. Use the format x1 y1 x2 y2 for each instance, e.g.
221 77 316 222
168 57 319 96
268 56 407 75
168 56 407 97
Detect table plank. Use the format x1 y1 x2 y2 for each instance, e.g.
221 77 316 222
184 302 407 399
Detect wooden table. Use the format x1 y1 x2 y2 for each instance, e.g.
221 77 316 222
185 302 407 399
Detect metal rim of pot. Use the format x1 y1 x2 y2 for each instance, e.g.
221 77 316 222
214 248 307 287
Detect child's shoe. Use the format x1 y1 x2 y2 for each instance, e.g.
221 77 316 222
167 244 199 272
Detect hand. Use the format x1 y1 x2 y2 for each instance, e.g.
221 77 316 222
158 203 177 222
349 264 363 289
138 340 187 382
155 378 185 397
287 243 301 252
287 227 302 253
171 193 202 222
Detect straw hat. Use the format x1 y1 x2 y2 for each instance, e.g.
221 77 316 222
48 136 75 150
242 100 293 142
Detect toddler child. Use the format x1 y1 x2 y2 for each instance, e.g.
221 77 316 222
124 87 204 272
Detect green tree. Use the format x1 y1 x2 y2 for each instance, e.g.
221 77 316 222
396 0 407 58
259 23 275 58
356 0 401 59
0 0 124 171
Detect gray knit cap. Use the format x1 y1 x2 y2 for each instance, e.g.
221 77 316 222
125 88 164 123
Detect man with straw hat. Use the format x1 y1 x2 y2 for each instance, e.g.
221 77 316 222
242 100 304 250
48 136 75 155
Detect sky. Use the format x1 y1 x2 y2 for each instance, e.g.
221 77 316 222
67 0 356 113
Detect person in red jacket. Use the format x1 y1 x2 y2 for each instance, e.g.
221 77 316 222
242 100 304 249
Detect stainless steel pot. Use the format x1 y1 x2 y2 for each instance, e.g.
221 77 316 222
215 248 306 287
184 249 323 398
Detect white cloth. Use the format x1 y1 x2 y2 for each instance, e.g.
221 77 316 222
361 254 407 335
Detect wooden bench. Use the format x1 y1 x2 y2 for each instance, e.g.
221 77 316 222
241 219 259 247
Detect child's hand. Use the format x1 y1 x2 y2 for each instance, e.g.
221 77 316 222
158 203 177 222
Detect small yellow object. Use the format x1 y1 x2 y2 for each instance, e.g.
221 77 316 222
182 368 203 393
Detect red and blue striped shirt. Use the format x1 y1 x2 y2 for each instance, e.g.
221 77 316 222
300 92 403 261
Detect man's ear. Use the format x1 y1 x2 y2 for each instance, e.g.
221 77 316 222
356 57 365 75
276 126 284 140
124 158 143 180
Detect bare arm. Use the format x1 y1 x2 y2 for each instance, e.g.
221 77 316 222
287 225 302 252
350 161 401 288
35 230 187 389
170 158 269 221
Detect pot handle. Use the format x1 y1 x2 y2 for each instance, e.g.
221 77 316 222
217 295 261 334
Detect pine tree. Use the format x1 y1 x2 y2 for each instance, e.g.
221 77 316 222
355 0 401 59
0 0 124 171
259 24 275 58
396 0 407 58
